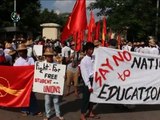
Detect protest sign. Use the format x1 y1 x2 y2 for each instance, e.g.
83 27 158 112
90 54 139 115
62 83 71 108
33 45 43 56
90 47 160 104
33 61 66 95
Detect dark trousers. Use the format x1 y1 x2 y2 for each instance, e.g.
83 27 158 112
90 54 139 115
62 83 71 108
81 79 94 114
21 92 39 115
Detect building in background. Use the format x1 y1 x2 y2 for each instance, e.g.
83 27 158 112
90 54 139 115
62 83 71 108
40 23 60 41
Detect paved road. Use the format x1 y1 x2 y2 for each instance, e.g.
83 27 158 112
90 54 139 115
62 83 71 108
1 85 160 120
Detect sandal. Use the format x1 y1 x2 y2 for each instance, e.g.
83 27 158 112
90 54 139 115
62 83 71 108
57 116 64 120
35 112 43 117
88 115 100 119
21 112 28 116
43 117 49 120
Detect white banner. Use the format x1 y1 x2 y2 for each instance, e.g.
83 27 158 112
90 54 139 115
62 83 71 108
90 47 160 104
32 61 66 95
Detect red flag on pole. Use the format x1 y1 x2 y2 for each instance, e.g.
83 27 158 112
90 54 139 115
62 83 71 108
108 28 112 40
94 21 100 40
61 15 72 43
74 31 84 51
87 11 95 42
61 0 87 44
0 66 34 107
102 17 107 46
117 33 121 49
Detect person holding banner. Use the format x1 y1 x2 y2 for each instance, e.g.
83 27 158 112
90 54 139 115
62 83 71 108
13 43 42 116
43 47 64 120
80 42 100 120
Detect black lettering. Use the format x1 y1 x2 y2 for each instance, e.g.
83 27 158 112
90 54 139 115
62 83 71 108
131 57 141 68
155 58 158 69
116 87 125 101
125 87 133 100
148 58 154 69
105 86 118 101
131 88 139 100
97 84 109 99
138 87 146 100
150 87 158 100
156 87 160 100
141 58 147 69
143 86 152 101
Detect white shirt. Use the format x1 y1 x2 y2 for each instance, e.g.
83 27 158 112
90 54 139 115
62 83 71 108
140 47 150 54
67 62 78 73
61 46 71 58
122 45 132 51
149 47 159 55
80 55 94 89
13 56 34 66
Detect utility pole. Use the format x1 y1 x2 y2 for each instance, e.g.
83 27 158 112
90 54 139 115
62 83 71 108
14 0 16 27
156 0 159 40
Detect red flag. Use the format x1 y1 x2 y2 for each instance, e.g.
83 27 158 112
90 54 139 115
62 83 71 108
117 33 121 49
102 17 107 46
60 15 72 43
0 66 34 107
87 11 95 42
95 21 100 40
61 0 87 43
73 31 84 51
108 28 112 40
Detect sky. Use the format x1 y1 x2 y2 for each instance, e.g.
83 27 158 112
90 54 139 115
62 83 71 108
40 0 100 21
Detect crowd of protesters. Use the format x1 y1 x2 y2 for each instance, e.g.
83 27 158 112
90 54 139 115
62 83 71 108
0 34 160 120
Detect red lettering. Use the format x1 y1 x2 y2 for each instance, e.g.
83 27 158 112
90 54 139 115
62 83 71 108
95 71 102 87
35 78 38 82
35 78 52 84
112 52 124 66
123 51 132 61
95 68 109 87
43 86 60 93
99 68 109 80
118 69 131 81
101 58 114 71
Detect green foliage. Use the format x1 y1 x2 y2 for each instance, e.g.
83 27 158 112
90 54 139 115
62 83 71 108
90 0 159 41
0 0 41 35
0 0 69 38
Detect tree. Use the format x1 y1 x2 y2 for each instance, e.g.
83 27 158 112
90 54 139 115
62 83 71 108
0 0 41 36
0 0 70 40
39 9 58 24
89 0 159 41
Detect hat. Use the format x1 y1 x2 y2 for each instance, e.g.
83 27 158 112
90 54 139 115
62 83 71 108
93 40 100 46
44 48 54 56
17 44 27 51
8 50 16 56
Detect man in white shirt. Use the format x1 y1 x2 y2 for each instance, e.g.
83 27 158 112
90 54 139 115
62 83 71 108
80 42 100 120
13 44 34 66
61 42 71 64
14 43 42 116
